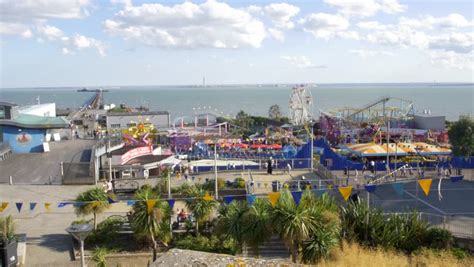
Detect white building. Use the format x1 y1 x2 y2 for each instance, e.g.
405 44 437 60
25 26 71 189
18 103 56 117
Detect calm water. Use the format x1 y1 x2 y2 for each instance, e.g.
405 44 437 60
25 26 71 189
1 84 472 121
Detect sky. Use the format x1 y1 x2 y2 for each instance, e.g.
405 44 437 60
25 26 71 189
0 0 473 88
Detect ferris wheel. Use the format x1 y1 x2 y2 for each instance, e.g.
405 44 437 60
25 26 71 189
288 85 313 125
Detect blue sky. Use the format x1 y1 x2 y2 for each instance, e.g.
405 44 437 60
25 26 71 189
0 0 473 88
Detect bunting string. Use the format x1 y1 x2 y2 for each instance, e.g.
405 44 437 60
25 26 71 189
0 175 465 213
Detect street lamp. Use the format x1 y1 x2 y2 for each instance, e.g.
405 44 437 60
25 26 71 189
66 224 93 267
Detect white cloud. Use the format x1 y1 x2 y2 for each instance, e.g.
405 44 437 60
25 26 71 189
398 13 473 30
264 3 300 29
105 0 266 49
324 0 406 18
0 22 32 38
268 28 285 41
281 56 326 69
429 32 474 54
336 30 360 40
0 0 90 21
299 13 349 40
110 0 131 7
36 24 63 41
0 0 106 56
357 21 388 30
349 49 394 58
62 47 72 55
71 34 106 56
246 5 262 15
429 50 473 70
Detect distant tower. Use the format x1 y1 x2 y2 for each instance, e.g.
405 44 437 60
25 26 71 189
203 76 206 87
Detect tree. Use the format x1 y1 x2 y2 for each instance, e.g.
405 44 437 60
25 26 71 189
272 190 319 263
448 115 474 158
242 198 273 257
235 110 254 130
184 185 217 233
216 201 249 252
130 186 171 261
268 104 282 120
75 187 111 230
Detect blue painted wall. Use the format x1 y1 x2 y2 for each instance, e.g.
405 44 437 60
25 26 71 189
2 126 45 153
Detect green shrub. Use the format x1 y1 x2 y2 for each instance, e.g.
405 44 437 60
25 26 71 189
423 227 454 250
86 216 125 246
233 178 246 188
175 234 238 255
202 178 226 191
340 202 434 253
92 247 109 267
450 247 469 260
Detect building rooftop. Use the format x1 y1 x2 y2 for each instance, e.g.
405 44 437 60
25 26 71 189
0 114 69 129
0 102 18 107
18 103 55 113
107 111 169 116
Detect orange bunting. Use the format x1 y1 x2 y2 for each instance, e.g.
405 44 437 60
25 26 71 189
338 186 353 202
0 202 8 212
268 192 281 207
418 178 433 196
147 200 157 214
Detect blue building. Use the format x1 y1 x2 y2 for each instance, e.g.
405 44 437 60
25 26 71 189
0 102 69 153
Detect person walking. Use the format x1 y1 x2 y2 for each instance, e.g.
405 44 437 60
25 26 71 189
267 157 273 175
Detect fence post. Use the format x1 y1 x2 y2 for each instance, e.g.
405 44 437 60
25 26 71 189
297 180 301 191
9 176 12 185
49 176 53 185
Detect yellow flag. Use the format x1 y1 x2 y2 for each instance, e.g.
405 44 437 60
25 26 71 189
147 200 157 214
328 184 333 190
44 203 51 211
91 201 100 208
418 178 432 196
306 184 311 190
268 192 281 207
338 186 353 201
203 191 214 201
0 202 8 212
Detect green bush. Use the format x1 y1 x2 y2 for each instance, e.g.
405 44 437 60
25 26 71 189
175 234 238 255
233 178 246 188
86 216 125 246
450 247 469 260
340 202 435 253
92 247 109 267
202 178 226 191
423 227 454 250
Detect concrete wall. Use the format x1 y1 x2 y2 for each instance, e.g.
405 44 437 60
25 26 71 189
2 126 45 153
19 103 56 117
106 114 169 129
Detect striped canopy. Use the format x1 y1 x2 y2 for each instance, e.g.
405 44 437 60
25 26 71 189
344 142 451 157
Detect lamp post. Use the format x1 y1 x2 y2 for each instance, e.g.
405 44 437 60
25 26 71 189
214 140 218 199
66 224 93 267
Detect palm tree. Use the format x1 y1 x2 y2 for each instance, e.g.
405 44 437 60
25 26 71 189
130 186 171 261
184 185 217 233
272 189 320 263
216 200 249 252
75 187 111 230
242 198 273 257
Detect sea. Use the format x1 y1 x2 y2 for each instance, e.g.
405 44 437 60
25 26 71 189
1 83 473 121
